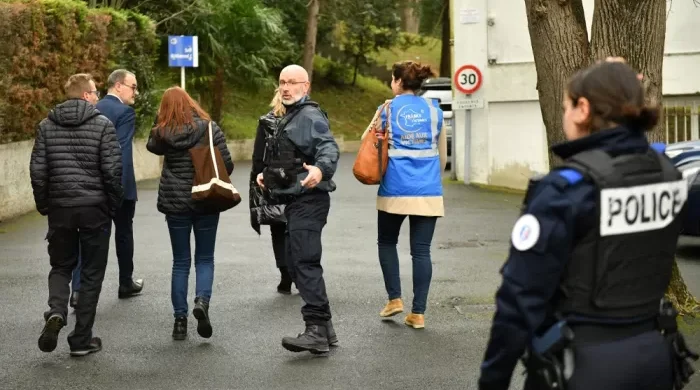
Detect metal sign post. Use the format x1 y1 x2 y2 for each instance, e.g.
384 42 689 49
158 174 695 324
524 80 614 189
168 35 199 91
452 64 484 184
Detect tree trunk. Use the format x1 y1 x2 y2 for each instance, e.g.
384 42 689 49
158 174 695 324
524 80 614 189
524 0 590 168
589 0 666 142
666 260 700 316
439 0 451 77
352 54 359 86
528 0 698 316
352 33 363 86
401 0 420 34
587 1 697 313
211 67 224 123
302 0 320 81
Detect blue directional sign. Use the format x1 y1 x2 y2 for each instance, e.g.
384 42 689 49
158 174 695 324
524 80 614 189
168 35 199 68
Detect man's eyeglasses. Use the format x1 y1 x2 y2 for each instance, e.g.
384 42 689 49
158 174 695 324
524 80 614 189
89 90 101 98
279 80 307 87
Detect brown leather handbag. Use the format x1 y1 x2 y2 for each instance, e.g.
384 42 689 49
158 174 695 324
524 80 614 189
353 101 391 185
190 121 241 211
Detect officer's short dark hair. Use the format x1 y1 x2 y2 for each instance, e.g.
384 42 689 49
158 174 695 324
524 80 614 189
567 62 659 132
392 61 435 92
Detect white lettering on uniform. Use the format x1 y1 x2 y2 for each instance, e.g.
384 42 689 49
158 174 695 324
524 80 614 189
600 179 688 236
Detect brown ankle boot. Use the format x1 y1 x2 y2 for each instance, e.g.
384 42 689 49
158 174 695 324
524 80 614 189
379 298 404 317
404 313 425 329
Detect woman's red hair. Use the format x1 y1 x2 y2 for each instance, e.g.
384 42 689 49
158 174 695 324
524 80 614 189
154 87 211 135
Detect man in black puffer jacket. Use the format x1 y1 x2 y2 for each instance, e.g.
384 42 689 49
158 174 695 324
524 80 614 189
30 73 123 357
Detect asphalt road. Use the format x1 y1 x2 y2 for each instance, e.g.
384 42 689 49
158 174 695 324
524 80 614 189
1 153 698 390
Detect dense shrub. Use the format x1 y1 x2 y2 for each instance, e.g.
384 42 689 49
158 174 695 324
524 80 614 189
0 0 159 143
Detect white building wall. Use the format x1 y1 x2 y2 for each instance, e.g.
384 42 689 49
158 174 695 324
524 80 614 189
452 0 700 190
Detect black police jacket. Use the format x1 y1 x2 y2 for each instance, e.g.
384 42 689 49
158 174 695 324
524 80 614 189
555 143 684 319
478 126 688 390
263 97 339 198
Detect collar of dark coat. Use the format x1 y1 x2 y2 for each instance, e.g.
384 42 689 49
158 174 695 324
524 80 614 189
551 125 650 160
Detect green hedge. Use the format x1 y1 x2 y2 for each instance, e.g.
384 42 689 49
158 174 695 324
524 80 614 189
0 0 159 143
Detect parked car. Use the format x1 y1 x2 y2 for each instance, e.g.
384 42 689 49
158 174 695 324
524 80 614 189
664 140 700 236
417 77 453 168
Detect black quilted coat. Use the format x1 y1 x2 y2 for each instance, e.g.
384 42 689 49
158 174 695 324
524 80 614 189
146 115 234 216
249 111 286 235
29 99 124 217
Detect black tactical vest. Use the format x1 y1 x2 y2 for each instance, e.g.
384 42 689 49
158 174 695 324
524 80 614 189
262 103 319 190
554 148 687 319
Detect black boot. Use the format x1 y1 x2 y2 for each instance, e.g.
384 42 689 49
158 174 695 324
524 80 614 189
282 324 330 354
327 319 338 346
118 278 144 299
172 316 187 340
38 313 65 352
192 297 212 338
70 337 102 357
277 267 292 295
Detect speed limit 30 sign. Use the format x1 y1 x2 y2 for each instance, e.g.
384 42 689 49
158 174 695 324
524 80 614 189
454 64 483 95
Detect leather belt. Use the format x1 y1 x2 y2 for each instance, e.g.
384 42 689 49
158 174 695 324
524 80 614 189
570 319 657 346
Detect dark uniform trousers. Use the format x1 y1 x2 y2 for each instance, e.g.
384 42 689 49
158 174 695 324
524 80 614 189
284 191 331 325
113 199 136 286
270 223 286 269
46 206 111 349
524 329 673 390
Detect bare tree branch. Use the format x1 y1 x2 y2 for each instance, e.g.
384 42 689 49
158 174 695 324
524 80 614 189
154 0 199 27
134 0 157 9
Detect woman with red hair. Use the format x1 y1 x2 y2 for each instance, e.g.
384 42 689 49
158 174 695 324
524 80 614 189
147 87 234 341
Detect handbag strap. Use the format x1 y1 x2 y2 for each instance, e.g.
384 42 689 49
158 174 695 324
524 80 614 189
364 103 385 134
383 102 391 145
376 100 391 131
208 121 220 179
378 101 391 184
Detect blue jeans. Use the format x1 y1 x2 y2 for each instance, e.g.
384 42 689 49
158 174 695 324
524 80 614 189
377 210 437 314
166 213 220 318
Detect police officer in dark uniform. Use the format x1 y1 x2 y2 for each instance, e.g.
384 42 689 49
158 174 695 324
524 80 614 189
256 64 340 354
478 60 698 390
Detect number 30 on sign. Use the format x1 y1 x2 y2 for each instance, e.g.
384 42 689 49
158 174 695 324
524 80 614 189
453 64 483 95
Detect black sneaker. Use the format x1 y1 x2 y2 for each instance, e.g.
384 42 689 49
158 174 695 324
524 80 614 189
38 314 64 352
172 316 187 340
192 297 212 338
282 324 330 354
70 337 102 357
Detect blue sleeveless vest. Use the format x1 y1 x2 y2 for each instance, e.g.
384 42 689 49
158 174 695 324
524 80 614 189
377 94 444 198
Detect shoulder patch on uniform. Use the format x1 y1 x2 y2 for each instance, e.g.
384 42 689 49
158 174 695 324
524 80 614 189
511 214 541 251
557 169 583 185
650 142 666 153
313 120 329 134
